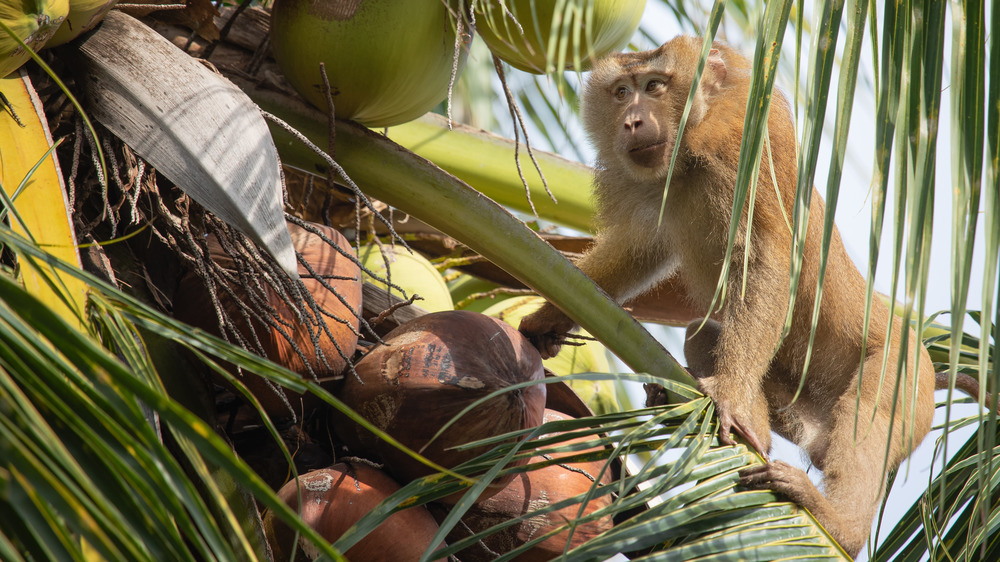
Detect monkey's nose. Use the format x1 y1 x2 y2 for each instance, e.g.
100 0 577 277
624 118 642 132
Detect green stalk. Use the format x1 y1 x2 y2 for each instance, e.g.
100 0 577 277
276 109 596 233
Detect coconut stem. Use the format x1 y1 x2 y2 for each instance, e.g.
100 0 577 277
319 62 337 160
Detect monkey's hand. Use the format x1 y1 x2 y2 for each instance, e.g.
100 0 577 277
518 303 577 359
695 377 771 459
644 383 669 407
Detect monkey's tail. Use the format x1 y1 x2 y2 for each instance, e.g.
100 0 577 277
935 371 998 414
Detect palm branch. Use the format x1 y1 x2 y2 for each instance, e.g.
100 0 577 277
0 0 996 560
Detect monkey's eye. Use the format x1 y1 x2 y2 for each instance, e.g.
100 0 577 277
614 85 630 100
645 79 665 93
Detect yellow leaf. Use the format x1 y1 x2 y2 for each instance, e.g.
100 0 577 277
0 69 86 327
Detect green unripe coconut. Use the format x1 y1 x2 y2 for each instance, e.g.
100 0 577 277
270 0 469 127
45 0 116 47
475 0 645 74
0 0 67 77
484 296 620 414
359 243 454 312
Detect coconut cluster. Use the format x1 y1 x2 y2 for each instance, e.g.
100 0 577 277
176 214 620 560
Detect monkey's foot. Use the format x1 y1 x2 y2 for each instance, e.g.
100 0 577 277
739 461 812 498
738 461 832 527
739 461 869 557
644 383 668 407
518 305 576 359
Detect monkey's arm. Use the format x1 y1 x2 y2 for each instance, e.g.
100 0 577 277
689 242 790 456
519 228 673 358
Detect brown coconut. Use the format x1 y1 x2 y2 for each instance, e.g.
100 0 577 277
433 409 614 561
334 310 546 498
264 462 445 561
174 222 362 416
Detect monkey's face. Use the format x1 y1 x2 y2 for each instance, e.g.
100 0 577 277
582 37 729 183
614 72 676 172
583 53 681 182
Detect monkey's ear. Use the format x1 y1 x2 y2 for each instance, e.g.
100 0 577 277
704 49 727 94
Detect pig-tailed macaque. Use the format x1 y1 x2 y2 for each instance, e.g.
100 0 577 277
519 36 985 557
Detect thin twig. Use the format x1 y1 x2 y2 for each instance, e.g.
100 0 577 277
453 287 533 309
319 62 337 159
492 55 556 218
202 0 252 60
260 110 410 252
114 3 186 8
370 293 421 328
446 0 471 129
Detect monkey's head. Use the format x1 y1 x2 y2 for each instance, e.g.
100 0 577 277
582 36 731 182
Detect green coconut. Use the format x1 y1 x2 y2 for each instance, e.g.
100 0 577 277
44 0 115 47
359 243 454 312
270 0 469 127
475 0 645 74
0 0 67 77
484 296 620 414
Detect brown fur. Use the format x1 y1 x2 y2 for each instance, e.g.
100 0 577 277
518 36 942 557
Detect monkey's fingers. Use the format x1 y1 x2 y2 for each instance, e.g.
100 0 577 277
718 410 770 461
519 327 560 358
518 305 577 359
530 332 566 359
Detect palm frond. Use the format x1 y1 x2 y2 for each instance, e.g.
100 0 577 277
323 372 846 561
0 225 350 560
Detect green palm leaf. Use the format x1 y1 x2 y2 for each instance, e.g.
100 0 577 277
0 0 997 560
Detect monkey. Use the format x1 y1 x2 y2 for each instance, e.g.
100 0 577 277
518 35 989 557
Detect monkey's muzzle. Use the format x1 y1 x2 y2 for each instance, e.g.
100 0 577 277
627 139 668 168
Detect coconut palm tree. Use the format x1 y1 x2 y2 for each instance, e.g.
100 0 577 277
0 0 995 561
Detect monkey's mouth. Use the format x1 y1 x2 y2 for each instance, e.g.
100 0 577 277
629 140 667 154
627 140 668 168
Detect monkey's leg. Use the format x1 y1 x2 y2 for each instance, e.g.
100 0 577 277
680 224 793 454
685 318 773 456
739 368 895 557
